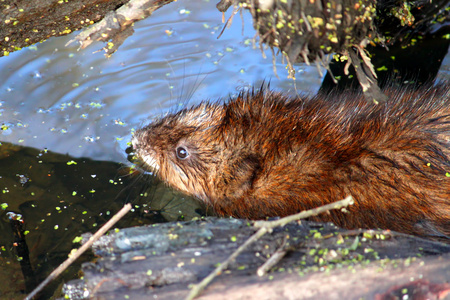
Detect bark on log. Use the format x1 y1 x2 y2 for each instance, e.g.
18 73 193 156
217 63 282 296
62 218 450 299
0 0 128 56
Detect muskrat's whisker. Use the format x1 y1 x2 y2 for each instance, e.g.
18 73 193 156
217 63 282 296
114 168 149 204
158 195 190 212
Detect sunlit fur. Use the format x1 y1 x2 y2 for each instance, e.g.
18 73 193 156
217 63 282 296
133 84 450 238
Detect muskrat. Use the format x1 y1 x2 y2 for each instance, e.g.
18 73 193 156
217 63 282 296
132 84 450 238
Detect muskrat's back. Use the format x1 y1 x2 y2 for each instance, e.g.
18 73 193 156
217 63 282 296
132 84 450 238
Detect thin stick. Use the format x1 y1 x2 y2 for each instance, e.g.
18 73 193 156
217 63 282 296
257 239 288 277
254 196 354 228
185 196 353 300
25 203 132 300
257 250 287 277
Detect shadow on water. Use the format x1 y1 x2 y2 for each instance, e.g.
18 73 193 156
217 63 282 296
0 141 205 299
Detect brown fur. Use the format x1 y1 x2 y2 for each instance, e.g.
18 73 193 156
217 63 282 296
132 84 450 238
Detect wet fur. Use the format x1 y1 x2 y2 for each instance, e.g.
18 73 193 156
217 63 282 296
132 84 450 238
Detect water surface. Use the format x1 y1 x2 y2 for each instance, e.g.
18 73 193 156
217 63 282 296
0 0 324 163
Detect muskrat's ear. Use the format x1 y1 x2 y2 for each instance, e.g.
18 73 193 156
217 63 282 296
218 153 261 200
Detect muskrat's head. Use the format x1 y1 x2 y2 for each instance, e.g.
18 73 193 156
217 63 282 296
133 91 270 207
132 102 227 202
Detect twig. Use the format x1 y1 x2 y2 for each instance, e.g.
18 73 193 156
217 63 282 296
185 196 354 300
66 0 175 56
25 203 132 300
253 196 354 228
257 239 288 277
217 4 240 39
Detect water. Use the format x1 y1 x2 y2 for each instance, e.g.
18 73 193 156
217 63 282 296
0 0 323 164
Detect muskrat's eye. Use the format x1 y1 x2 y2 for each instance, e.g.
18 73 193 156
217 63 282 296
176 146 189 160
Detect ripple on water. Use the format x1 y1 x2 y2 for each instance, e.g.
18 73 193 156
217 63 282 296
0 0 369 162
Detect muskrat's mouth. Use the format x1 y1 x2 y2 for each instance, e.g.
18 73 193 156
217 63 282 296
126 145 160 173
130 133 161 173
125 146 137 163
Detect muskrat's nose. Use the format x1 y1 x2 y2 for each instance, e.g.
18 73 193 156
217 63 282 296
125 145 134 155
131 130 145 151
131 136 138 150
129 132 145 163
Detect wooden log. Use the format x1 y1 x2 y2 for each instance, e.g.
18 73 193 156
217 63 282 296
0 0 128 56
62 218 450 299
